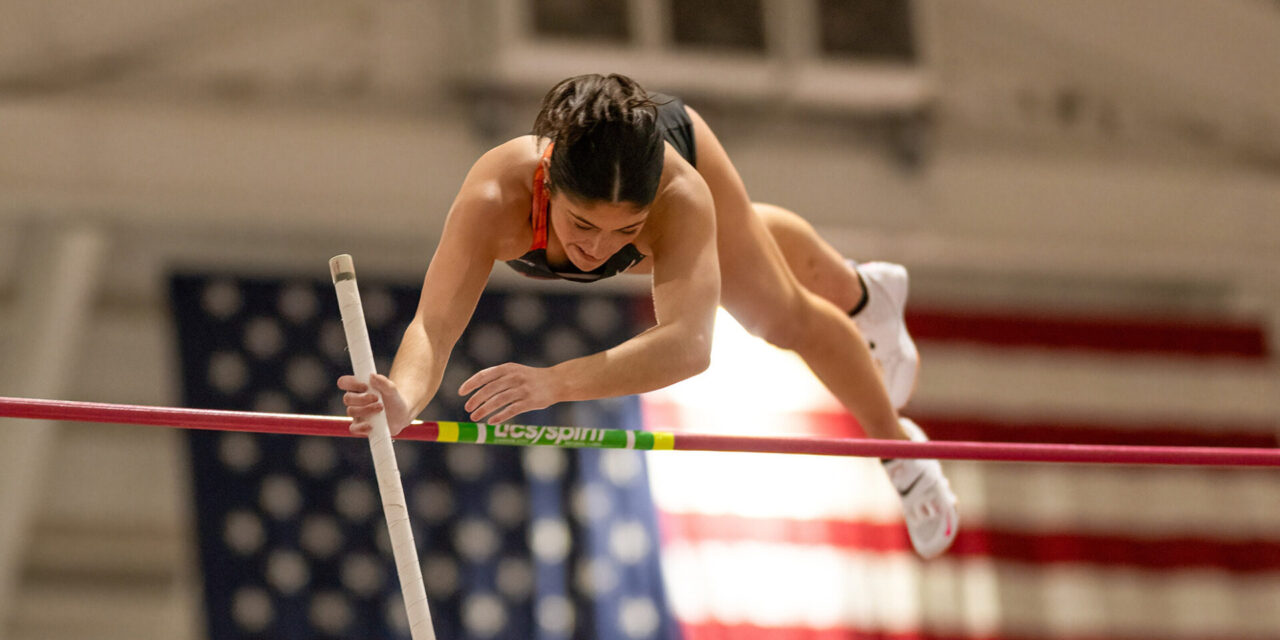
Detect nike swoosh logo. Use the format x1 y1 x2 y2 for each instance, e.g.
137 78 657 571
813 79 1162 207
898 473 924 497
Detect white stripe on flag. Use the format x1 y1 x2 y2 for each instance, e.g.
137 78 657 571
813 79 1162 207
975 462 1280 539
916 345 1280 424
662 543 1280 638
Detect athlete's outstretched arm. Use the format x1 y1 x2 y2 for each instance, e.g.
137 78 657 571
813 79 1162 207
460 176 720 424
339 151 510 436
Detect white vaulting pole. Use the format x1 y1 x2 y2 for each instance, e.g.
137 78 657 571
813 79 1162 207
330 254 435 640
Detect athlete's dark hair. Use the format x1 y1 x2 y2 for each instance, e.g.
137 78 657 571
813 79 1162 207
532 73 664 207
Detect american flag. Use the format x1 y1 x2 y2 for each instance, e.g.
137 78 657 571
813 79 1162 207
644 307 1280 640
169 273 679 640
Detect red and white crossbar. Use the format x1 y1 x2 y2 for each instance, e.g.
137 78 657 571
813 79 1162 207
2 396 1278 467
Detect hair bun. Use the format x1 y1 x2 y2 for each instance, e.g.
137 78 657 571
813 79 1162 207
531 74 666 206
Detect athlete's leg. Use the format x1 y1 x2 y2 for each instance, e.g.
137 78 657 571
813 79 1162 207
756 204 921 409
686 108 956 558
753 203 864 312
683 107 902 441
691 107 952 558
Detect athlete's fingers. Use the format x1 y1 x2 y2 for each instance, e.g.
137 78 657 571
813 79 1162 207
349 419 373 435
367 373 397 395
344 390 380 407
464 380 509 415
346 402 384 418
486 401 530 425
462 382 491 414
469 388 522 423
337 375 367 393
463 370 518 413
459 364 513 397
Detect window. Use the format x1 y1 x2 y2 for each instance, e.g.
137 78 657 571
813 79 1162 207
482 0 929 113
669 0 766 52
531 0 631 42
817 0 916 61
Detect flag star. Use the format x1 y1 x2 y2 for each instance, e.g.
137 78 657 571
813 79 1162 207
523 447 567 482
218 432 260 472
463 592 508 637
445 444 489 481
619 597 660 638
208 351 249 395
335 478 377 522
278 284 319 324
602 450 643 487
296 437 338 478
231 587 273 632
454 518 501 562
223 510 265 556
411 481 456 524
300 514 344 559
266 550 310 595
536 595 575 635
259 475 302 520
609 520 651 565
530 518 572 564
423 555 460 598
308 591 353 635
201 280 242 319
496 557 535 601
244 316 285 359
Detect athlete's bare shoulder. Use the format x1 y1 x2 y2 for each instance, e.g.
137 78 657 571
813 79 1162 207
460 136 542 206
473 135 543 176
450 136 544 258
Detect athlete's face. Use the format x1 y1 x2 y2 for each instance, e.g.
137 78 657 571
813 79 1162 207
547 191 648 271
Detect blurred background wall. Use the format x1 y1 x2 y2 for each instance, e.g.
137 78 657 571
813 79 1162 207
0 0 1278 638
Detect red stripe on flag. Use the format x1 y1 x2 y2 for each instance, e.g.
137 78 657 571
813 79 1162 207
659 511 908 553
906 308 1269 359
681 622 1247 640
790 410 1279 447
914 415 1280 449
660 512 1280 573
681 623 996 640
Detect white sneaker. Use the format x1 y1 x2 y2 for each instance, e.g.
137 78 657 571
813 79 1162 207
849 261 919 410
883 418 959 559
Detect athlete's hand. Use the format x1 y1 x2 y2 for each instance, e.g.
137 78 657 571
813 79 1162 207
338 373 413 437
459 363 559 424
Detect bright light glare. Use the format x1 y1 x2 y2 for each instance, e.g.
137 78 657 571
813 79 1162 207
642 309 937 631
646 308 843 431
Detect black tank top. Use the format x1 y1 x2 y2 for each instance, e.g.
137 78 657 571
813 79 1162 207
505 95 696 283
